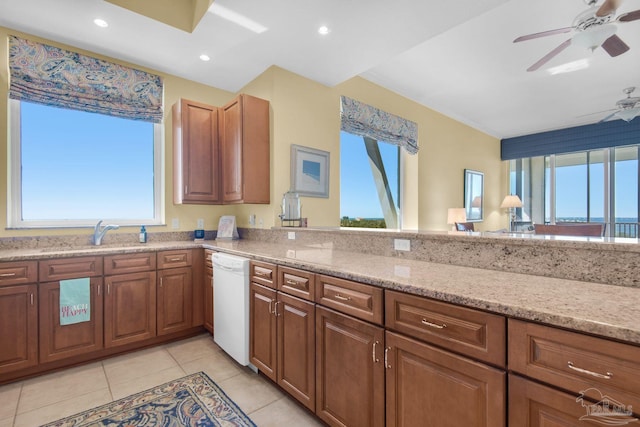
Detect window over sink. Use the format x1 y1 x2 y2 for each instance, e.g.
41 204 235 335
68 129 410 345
8 100 163 228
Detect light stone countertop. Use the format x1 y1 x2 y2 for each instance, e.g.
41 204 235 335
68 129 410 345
1 239 638 346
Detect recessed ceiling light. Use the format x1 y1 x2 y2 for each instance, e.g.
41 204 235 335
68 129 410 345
93 18 108 28
208 4 267 34
199 54 211 62
318 25 330 35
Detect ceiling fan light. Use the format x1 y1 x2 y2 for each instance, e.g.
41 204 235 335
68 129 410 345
572 24 617 51
616 108 640 122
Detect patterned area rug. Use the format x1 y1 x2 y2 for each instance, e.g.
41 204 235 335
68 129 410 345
42 372 256 427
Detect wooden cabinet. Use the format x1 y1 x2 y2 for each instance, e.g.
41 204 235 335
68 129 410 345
0 284 38 374
104 253 157 348
508 319 640 420
203 249 214 333
221 94 270 204
316 274 383 325
315 305 385 427
38 257 105 363
385 331 505 427
157 250 193 335
173 98 221 204
0 261 38 374
249 262 316 411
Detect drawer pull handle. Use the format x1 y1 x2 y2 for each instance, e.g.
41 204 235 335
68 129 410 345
421 319 447 329
255 271 270 278
30 293 34 306
372 341 380 363
169 257 182 262
0 272 16 277
334 293 351 301
285 279 301 286
384 347 391 369
268 299 274 314
567 361 613 380
274 301 282 316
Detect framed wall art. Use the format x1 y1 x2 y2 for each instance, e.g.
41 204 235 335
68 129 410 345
290 144 330 197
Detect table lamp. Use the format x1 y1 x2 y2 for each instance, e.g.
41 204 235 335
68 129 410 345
500 195 522 232
447 208 467 231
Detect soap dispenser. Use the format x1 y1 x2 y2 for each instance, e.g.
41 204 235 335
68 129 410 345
139 225 147 243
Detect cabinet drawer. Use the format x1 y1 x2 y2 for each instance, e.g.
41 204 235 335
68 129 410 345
0 261 38 286
104 252 156 275
385 290 505 366
40 256 103 281
204 249 214 269
315 274 383 325
278 266 314 301
251 261 276 288
508 319 640 414
157 250 192 269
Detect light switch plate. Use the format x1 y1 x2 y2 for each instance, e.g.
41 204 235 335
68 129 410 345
197 218 204 229
288 231 296 240
394 239 410 251
171 218 179 229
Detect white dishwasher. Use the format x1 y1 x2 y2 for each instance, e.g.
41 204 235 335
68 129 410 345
212 252 252 366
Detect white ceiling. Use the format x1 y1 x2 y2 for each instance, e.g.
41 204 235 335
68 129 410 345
1 0 639 139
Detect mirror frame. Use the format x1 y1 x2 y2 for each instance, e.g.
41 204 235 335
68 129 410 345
464 169 484 222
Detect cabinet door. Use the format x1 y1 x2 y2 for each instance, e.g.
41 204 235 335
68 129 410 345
277 292 315 411
0 285 38 374
385 331 506 427
173 99 220 204
250 282 277 381
204 266 213 333
509 374 611 426
104 271 156 348
316 306 385 427
39 278 104 363
157 267 193 335
221 96 243 203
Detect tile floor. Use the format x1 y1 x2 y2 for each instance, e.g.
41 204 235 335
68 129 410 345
0 333 324 427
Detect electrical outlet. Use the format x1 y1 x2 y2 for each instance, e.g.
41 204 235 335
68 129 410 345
288 231 296 240
171 218 179 229
249 214 256 226
197 218 204 229
258 218 263 228
394 239 410 251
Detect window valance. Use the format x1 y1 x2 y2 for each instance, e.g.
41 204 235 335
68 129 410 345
340 95 418 154
8 36 163 123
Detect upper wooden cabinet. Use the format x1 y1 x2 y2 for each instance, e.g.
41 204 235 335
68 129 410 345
172 98 221 204
221 94 270 204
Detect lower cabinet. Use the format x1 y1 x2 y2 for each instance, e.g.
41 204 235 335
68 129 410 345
249 282 316 411
385 331 506 427
157 267 193 335
315 305 385 427
0 284 38 374
38 278 104 363
104 271 157 348
203 249 214 333
509 374 597 427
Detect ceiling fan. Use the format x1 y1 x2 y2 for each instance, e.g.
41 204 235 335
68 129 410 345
594 87 640 122
514 0 640 71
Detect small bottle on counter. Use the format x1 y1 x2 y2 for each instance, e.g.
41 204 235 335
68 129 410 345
139 225 147 243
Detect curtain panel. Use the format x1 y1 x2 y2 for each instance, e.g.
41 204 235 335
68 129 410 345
340 95 418 154
9 36 163 123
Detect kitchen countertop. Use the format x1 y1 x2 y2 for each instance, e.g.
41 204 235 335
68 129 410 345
1 239 638 346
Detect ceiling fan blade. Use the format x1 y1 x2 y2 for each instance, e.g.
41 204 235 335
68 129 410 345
526 39 572 71
617 9 640 22
599 111 620 123
596 0 622 17
514 27 572 43
601 34 630 57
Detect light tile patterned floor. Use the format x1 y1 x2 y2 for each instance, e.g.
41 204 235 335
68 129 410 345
0 333 324 427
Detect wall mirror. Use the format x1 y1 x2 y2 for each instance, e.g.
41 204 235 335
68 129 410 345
464 169 484 221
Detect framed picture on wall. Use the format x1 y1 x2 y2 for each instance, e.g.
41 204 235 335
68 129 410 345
464 169 484 221
291 144 330 197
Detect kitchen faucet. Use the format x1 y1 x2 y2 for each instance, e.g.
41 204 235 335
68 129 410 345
93 220 119 245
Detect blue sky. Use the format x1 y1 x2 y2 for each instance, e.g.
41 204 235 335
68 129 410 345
20 102 154 220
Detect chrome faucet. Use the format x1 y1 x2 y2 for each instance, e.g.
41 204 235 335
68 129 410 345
93 220 119 245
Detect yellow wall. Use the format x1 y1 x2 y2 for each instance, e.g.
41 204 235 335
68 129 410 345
1 27 505 237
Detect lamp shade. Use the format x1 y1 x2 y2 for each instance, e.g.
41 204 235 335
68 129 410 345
447 208 467 225
500 195 522 209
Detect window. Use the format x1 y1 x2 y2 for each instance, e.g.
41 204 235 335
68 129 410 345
340 131 400 229
508 145 639 237
9 100 163 228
